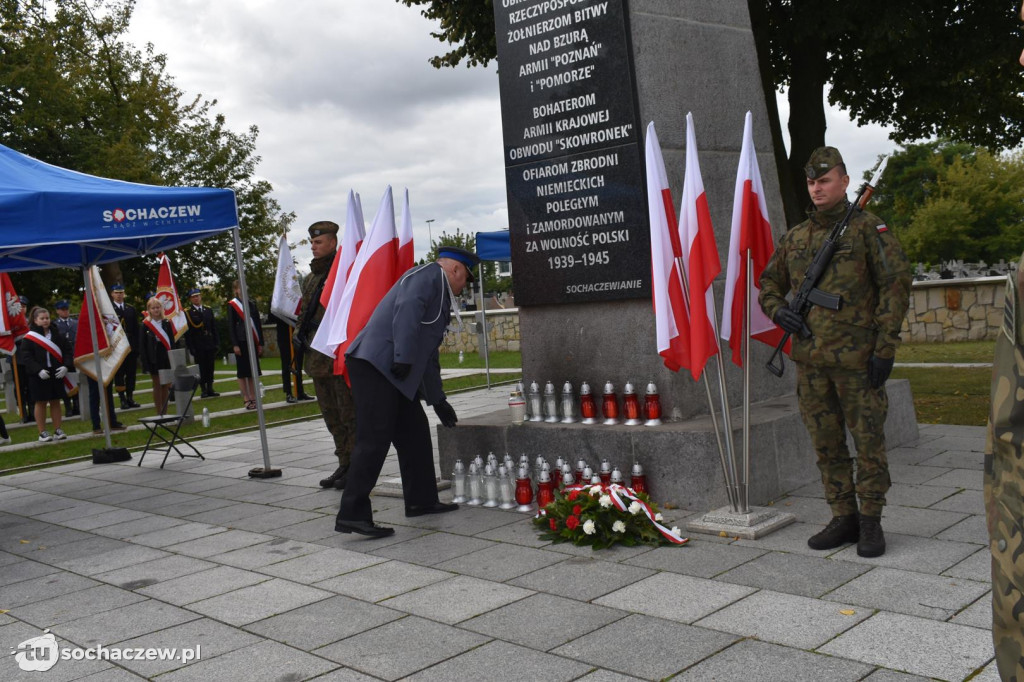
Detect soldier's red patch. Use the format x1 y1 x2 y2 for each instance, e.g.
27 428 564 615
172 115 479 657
876 224 888 232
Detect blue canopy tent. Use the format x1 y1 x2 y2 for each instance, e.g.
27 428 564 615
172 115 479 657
474 230 511 386
0 143 275 473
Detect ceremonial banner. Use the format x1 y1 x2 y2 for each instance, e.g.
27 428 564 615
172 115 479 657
320 190 366 308
0 273 28 355
678 113 722 380
74 267 130 385
155 252 187 341
270 234 302 326
722 112 787 366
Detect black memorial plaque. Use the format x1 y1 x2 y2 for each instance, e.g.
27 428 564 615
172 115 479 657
494 0 650 306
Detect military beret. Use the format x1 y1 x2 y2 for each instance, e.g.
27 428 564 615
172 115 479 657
308 221 339 238
110 283 125 292
804 146 845 179
55 299 69 309
438 246 480 282
187 288 201 297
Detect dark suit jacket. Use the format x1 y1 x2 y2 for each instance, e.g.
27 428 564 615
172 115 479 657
17 327 72 373
185 304 219 353
347 262 450 405
228 299 264 352
114 303 139 350
139 318 176 374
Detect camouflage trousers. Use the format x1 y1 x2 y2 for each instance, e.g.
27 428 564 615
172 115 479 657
311 375 356 469
796 364 890 517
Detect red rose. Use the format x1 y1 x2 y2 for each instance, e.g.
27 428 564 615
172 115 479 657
549 518 558 531
568 490 579 501
572 505 582 516
566 515 579 530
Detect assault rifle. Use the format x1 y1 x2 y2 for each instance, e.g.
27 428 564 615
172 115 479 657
766 155 889 377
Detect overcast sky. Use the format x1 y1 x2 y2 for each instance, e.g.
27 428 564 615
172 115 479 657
126 0 896 271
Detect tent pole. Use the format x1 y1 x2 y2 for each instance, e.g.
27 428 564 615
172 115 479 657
80 260 112 450
232 225 274 475
478 263 490 388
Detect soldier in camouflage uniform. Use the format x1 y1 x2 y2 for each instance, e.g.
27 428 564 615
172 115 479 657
986 249 1024 680
760 147 911 558
296 221 357 489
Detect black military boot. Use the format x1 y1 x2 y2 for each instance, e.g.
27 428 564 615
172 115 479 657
807 513 859 550
319 466 348 489
857 515 886 557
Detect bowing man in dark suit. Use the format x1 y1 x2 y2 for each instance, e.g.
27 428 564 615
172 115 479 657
335 246 479 538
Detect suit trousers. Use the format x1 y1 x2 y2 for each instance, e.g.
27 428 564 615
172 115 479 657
336 357 440 523
194 348 217 393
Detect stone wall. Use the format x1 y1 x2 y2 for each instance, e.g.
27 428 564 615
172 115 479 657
902 276 1006 343
440 309 521 354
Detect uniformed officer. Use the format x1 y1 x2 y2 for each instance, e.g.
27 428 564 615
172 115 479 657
760 146 911 558
294 221 356 489
184 288 220 398
110 284 140 409
335 246 479 538
53 299 79 416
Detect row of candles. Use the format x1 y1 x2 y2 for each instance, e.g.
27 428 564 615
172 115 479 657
509 380 663 426
451 453 648 512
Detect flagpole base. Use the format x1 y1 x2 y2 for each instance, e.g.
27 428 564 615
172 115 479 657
248 467 282 479
685 505 795 540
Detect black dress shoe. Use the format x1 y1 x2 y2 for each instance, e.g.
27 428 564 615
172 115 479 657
320 466 348 489
127 399 141 408
334 519 394 538
208 390 220 397
285 395 297 404
405 502 459 517
297 393 315 401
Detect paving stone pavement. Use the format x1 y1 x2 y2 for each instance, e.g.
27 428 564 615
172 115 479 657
0 385 999 680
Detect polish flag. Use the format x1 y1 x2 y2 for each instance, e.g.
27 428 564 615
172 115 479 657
155 252 187 341
721 112 788 367
677 113 722 380
311 186 398 378
645 122 690 373
396 188 415 275
0 273 28 355
320 190 366 308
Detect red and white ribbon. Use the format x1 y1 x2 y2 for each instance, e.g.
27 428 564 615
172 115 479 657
564 482 688 545
24 330 63 364
144 318 172 351
229 298 259 345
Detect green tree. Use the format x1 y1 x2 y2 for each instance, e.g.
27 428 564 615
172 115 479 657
0 0 290 308
899 149 1024 264
399 0 1024 225
421 228 512 297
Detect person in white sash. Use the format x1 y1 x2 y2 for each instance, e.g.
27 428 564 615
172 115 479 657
18 306 72 442
139 297 177 415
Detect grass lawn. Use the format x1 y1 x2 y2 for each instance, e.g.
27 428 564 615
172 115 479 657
893 340 994 426
897 340 995 364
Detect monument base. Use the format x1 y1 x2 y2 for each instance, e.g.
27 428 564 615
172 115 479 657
438 379 918 511
685 505 796 540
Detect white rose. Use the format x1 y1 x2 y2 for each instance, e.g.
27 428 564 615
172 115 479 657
583 519 596 535
612 520 626 533
670 526 681 537
599 494 612 508
589 485 602 497
628 501 642 515
655 513 663 522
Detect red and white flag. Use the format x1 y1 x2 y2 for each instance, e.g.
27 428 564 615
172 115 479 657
311 186 398 378
74 266 130 385
678 113 722 380
270 234 303 326
320 190 366 308
155 252 187 341
0 273 28 355
396 188 415 275
645 122 690 373
721 112 788 366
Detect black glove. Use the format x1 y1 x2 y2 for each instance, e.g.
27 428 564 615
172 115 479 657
867 355 894 389
390 362 412 379
291 334 306 354
773 306 804 335
434 400 458 428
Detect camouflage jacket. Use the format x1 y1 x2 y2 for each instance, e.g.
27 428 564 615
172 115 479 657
985 250 1024 678
301 251 336 379
759 201 911 370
